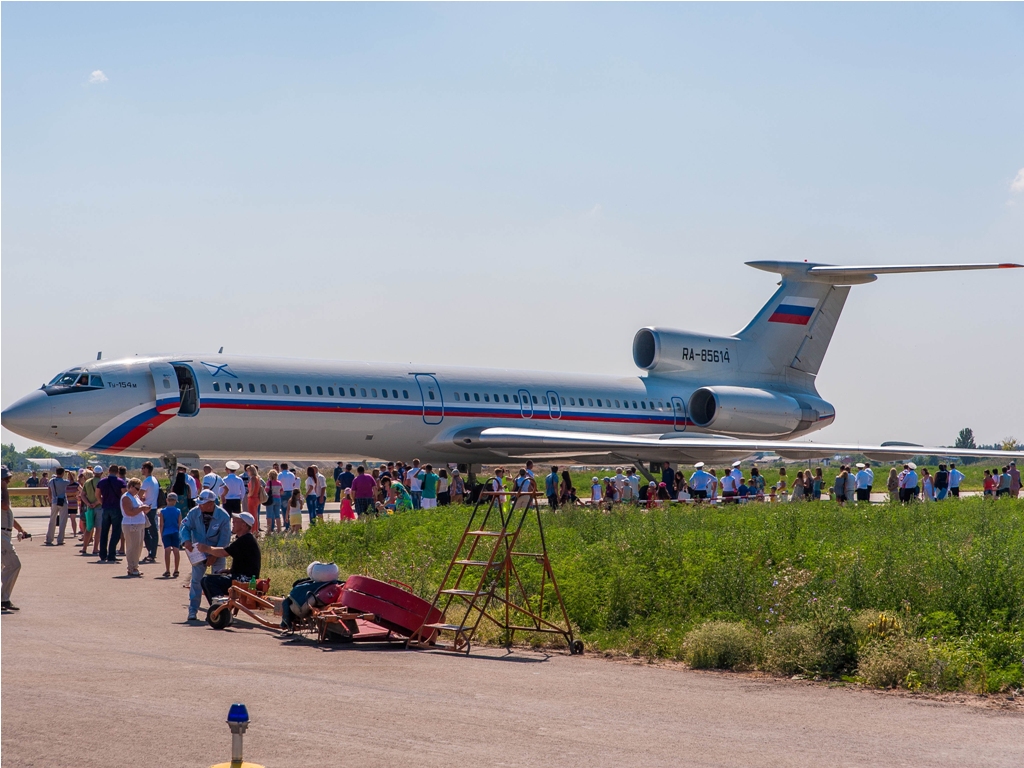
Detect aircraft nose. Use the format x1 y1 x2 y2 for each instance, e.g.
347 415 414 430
1 390 52 442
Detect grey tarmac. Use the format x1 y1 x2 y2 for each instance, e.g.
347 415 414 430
2 523 1022 768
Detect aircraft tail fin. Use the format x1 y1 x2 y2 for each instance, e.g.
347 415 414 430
737 261 1020 380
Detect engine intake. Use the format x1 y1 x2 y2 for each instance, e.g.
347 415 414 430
633 327 737 375
688 386 810 437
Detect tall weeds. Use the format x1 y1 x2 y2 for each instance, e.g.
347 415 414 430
263 497 1024 691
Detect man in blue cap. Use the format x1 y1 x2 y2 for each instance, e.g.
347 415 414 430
179 489 231 621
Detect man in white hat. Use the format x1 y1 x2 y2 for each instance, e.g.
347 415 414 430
179 489 231 621
195 511 261 608
729 461 743 486
222 461 246 515
689 462 712 501
855 463 872 502
899 463 919 503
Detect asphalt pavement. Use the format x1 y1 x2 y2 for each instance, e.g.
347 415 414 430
2 518 1022 768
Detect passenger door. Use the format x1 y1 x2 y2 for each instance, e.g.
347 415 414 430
518 389 533 419
149 362 181 416
671 396 688 432
546 390 562 421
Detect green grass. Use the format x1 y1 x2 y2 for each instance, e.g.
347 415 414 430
262 496 1024 692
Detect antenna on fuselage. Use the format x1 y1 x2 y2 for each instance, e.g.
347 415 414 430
97 351 102 360
218 347 224 354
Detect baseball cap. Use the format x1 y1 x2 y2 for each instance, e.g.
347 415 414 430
907 462 917 470
225 460 241 472
94 465 104 473
236 512 255 527
196 489 219 504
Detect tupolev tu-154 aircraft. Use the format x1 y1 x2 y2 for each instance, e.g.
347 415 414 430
3 260 1022 471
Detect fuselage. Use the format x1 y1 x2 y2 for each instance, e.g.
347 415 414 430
1 354 836 463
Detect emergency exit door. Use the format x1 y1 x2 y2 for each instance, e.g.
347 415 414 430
414 374 444 425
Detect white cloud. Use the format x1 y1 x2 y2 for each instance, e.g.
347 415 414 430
1011 168 1024 194
88 70 108 84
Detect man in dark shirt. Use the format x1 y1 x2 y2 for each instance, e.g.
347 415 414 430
25 471 39 507
338 464 355 493
333 461 345 502
661 462 675 496
96 465 127 563
197 512 261 605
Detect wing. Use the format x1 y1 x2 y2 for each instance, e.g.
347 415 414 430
449 426 1024 464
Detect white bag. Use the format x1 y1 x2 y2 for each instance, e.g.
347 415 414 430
306 561 340 583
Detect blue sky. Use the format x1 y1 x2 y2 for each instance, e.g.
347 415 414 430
3 3 1022 450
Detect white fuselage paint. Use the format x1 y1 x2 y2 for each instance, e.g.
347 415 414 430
2 354 835 463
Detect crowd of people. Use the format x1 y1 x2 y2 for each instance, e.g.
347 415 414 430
2 456 1020 616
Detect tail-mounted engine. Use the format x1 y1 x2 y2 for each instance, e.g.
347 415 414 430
687 386 833 438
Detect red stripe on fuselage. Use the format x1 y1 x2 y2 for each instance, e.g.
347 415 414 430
105 413 177 453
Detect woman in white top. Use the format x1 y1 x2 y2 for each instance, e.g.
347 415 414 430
844 468 857 504
120 478 150 577
921 468 935 502
708 470 719 501
437 469 451 506
305 465 327 524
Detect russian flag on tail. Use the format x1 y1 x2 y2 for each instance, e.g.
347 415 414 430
769 296 818 325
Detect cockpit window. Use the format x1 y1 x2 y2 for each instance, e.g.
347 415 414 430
49 368 83 386
44 368 102 393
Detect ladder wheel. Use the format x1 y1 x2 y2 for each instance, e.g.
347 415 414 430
571 639 584 655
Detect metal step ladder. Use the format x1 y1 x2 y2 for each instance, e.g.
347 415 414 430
409 489 582 655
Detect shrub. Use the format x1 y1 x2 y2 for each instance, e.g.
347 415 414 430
857 637 929 688
682 621 759 670
763 623 821 676
808 601 859 677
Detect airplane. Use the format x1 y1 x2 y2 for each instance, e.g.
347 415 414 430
3 260 1023 475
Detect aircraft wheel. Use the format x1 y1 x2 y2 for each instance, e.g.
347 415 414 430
571 639 585 655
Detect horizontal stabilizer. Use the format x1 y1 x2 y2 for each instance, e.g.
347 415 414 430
746 261 1022 285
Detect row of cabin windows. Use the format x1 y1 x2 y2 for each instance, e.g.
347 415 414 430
211 381 412 399
208 380 666 412
451 391 666 411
